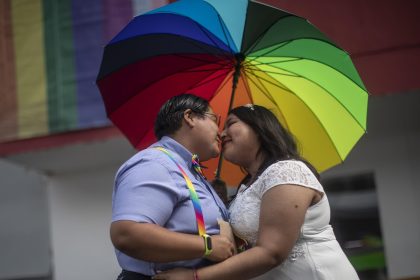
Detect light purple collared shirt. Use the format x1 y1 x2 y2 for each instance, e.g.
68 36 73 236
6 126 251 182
112 136 228 275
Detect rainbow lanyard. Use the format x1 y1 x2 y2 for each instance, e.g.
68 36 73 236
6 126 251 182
191 154 204 177
155 147 206 236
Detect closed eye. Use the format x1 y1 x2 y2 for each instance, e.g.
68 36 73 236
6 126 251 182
225 120 236 129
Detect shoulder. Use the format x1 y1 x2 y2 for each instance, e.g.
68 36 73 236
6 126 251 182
115 147 177 183
264 160 314 176
257 160 323 193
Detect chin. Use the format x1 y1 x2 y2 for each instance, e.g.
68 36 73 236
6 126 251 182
211 144 221 157
222 152 234 163
211 149 220 159
224 151 241 165
201 149 219 161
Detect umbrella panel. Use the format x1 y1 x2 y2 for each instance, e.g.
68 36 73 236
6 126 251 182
109 63 232 149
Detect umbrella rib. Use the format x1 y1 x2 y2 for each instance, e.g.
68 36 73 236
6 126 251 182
245 66 300 78
181 38 232 62
173 53 233 67
172 61 233 94
246 57 302 67
239 69 255 104
247 54 368 93
192 66 233 88
247 59 367 130
243 13 339 56
243 68 290 91
243 15 297 56
245 37 343 66
244 69 344 160
182 66 233 73
243 70 281 103
245 67 365 160
243 68 273 97
244 61 300 77
191 20 235 61
243 68 292 131
155 28 233 62
172 57 233 75
243 34 368 94
208 69 233 98
215 13 236 55
246 41 292 63
112 62 232 118
248 38 342 59
179 58 233 73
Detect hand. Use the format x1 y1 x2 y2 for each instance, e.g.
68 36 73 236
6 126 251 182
152 268 194 280
206 234 235 262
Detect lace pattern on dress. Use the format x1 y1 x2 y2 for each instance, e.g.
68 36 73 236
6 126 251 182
259 160 323 195
229 161 323 253
288 242 305 262
275 241 306 270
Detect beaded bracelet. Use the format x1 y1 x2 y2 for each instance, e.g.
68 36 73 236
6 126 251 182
193 269 199 280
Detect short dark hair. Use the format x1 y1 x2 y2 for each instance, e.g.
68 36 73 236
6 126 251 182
230 105 319 183
154 94 210 139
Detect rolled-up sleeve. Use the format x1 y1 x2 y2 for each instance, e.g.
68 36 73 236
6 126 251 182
112 158 180 226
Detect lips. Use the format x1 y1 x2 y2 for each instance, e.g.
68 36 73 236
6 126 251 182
221 139 231 148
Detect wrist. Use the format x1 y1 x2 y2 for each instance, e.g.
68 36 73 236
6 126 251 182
193 268 200 280
202 234 213 256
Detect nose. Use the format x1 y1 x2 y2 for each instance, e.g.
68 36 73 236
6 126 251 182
220 129 227 139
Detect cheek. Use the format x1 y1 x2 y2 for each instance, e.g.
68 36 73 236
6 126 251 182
231 132 259 158
244 134 259 149
224 130 243 153
201 126 218 145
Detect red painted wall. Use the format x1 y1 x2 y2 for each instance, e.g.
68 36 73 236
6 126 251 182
261 0 420 95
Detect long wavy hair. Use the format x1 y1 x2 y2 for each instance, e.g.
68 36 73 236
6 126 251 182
229 104 319 187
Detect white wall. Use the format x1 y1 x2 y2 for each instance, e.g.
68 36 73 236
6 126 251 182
47 166 121 280
0 160 51 279
1 137 134 280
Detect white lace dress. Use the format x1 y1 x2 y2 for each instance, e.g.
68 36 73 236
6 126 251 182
229 160 359 280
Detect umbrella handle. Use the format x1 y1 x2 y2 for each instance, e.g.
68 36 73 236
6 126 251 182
215 152 224 179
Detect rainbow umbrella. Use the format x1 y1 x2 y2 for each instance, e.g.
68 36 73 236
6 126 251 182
96 0 368 186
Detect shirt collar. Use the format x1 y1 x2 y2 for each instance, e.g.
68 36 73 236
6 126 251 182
155 136 194 169
155 137 229 220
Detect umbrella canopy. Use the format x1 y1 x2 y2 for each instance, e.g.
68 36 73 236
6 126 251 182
96 0 368 186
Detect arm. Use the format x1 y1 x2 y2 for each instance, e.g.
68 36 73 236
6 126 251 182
199 184 316 279
111 221 234 262
155 184 316 279
112 156 234 263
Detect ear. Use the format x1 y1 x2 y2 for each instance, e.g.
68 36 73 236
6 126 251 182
183 109 195 128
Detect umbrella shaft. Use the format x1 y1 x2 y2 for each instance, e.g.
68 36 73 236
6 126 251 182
215 152 224 179
228 53 244 112
217 54 244 179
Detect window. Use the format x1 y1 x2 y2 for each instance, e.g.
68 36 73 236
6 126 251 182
322 173 387 280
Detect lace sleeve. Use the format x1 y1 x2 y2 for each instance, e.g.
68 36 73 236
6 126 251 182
257 160 323 196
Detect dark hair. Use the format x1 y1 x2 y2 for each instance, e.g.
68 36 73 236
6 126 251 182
154 94 210 139
230 105 320 186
